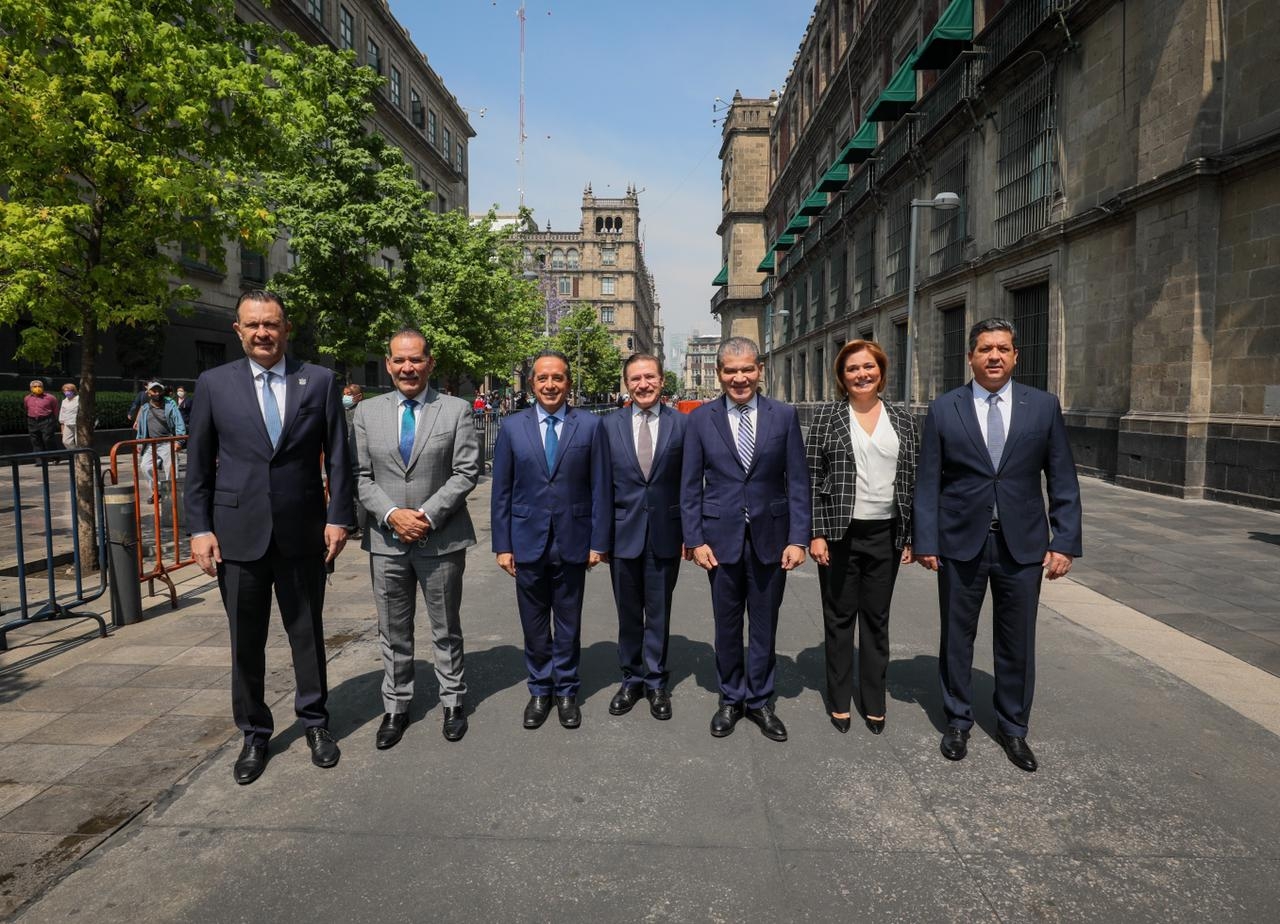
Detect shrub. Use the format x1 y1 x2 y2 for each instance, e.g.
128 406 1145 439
1 390 138 435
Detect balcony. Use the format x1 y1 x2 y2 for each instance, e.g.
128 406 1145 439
977 0 1073 83
877 118 914 179
710 284 765 315
844 163 874 212
916 53 980 141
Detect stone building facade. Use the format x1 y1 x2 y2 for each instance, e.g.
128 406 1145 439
741 0 1279 509
517 186 664 365
712 92 775 346
682 334 722 399
1 0 472 392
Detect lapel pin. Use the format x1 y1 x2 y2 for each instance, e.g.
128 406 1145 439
297 377 307 386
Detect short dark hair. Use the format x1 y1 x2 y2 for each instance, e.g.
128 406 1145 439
235 289 287 321
623 352 663 378
387 327 431 356
533 349 572 379
833 339 889 395
716 336 761 368
968 317 1017 353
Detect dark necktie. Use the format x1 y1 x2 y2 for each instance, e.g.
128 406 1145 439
737 404 754 467
637 409 654 479
986 393 1005 470
261 372 282 448
544 415 559 472
400 398 418 465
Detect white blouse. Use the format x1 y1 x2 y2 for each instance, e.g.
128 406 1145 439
849 404 899 521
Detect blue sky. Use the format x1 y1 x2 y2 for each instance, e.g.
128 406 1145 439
388 0 811 358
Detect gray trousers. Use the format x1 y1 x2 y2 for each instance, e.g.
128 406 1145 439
369 547 467 712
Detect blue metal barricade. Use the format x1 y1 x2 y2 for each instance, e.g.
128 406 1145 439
0 448 109 650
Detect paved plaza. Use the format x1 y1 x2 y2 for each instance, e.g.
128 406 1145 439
1 474 1279 922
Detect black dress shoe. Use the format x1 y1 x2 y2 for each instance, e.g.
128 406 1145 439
829 714 851 734
865 717 885 735
997 734 1038 772
645 687 672 720
556 695 581 729
233 742 268 785
442 706 468 742
940 727 970 761
523 694 552 729
608 684 643 716
306 727 340 768
710 702 743 737
375 713 410 750
745 705 788 742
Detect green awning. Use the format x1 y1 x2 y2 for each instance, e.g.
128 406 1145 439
757 249 776 273
798 189 828 216
914 0 974 70
837 120 878 163
785 213 810 234
712 264 728 287
772 232 797 251
867 49 920 121
817 161 850 192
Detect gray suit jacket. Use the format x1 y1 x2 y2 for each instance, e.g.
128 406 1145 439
353 387 479 557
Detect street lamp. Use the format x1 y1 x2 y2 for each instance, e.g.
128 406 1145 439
903 192 961 413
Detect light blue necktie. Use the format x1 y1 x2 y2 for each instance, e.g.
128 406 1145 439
544 415 559 473
986 393 1005 470
400 398 417 465
261 372 282 448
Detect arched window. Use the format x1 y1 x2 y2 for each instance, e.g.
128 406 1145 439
595 217 604 233
614 215 624 233
522 248 533 265
566 248 580 269
550 248 566 270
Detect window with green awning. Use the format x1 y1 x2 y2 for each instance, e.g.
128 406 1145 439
817 161 850 192
838 120 878 164
712 264 728 287
914 0 973 70
785 213 810 234
799 189 828 216
867 49 921 121
773 233 797 251
757 249 776 273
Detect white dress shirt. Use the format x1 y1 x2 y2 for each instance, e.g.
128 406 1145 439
247 356 288 422
849 404 899 520
535 402 566 448
724 393 759 443
631 403 661 453
972 378 1014 443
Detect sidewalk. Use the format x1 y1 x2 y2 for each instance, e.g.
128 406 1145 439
1 475 1279 921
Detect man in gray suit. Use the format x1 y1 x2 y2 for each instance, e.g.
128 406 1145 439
353 328 480 747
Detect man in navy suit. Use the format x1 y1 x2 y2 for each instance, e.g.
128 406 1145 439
186 290 354 785
491 350 611 730
602 354 687 721
914 318 1082 772
681 337 810 742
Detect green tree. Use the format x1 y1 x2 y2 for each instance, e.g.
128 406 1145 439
0 0 360 562
551 305 622 400
663 370 680 397
407 208 544 391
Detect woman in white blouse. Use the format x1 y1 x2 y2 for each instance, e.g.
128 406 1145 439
806 340 919 735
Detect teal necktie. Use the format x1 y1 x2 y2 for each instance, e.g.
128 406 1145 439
544 415 559 472
400 399 417 465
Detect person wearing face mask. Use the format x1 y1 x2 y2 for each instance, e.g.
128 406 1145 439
806 340 918 737
175 386 193 430
23 380 60 456
134 381 186 503
58 383 80 450
342 384 365 538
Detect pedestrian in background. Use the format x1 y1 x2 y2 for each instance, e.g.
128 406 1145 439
58 383 80 449
343 383 366 538
806 340 918 737
134 381 185 504
175 385 193 430
23 379 59 455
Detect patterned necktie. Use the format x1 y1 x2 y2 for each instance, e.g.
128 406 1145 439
544 415 559 473
637 409 654 479
400 398 417 465
986 393 1005 470
261 371 282 448
737 404 754 467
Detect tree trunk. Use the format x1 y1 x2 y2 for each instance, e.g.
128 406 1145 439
75 310 100 572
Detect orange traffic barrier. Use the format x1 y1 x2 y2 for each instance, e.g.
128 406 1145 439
108 435 192 608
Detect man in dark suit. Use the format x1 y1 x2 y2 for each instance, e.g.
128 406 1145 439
602 354 687 721
914 317 1082 772
186 290 354 785
681 337 810 742
491 350 611 730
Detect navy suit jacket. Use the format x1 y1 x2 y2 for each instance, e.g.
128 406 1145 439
490 406 612 564
680 394 811 565
185 357 354 561
913 381 1083 565
602 404 686 559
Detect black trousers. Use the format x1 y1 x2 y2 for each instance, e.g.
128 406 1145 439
818 519 900 717
218 541 329 746
27 416 57 453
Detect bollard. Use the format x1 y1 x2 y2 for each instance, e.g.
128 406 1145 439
104 484 143 626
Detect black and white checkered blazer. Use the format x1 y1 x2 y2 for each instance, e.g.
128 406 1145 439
805 398 919 549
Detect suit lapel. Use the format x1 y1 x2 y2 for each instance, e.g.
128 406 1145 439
955 386 990 469
549 408 579 479
997 383 1032 472
831 400 854 455
710 397 737 463
615 409 645 481
522 409 549 477
745 396 771 475
649 405 674 478
276 359 305 454
407 389 442 471
235 358 275 451
383 392 409 472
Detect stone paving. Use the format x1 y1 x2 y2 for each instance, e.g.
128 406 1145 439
0 472 1277 921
